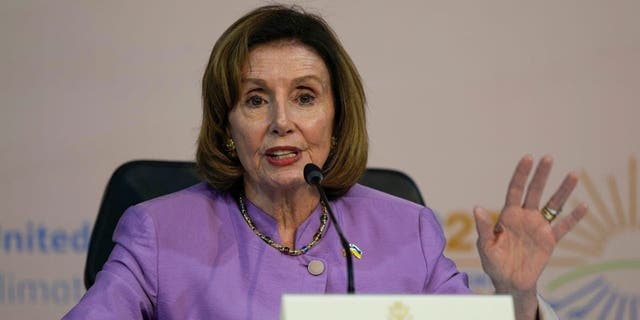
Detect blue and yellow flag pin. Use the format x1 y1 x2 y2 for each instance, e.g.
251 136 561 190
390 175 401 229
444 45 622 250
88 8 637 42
349 243 362 259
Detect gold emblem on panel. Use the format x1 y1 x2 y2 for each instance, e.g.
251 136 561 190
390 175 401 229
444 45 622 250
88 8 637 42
387 301 413 320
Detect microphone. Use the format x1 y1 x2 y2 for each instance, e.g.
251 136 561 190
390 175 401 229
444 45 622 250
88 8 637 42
304 163 355 294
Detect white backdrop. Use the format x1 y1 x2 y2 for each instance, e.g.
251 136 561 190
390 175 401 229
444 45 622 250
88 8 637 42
1 0 638 319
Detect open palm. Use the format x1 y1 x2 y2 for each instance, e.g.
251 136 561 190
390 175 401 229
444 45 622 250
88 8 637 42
473 155 588 319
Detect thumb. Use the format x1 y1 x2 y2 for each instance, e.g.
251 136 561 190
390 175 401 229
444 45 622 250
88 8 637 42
473 206 494 245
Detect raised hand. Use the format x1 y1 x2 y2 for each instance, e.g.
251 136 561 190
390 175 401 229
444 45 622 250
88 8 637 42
473 155 588 320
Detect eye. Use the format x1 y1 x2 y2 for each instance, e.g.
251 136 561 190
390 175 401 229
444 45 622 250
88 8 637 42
245 95 266 108
297 93 316 106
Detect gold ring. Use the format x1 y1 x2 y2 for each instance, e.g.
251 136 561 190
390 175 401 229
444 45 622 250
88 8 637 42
541 206 560 222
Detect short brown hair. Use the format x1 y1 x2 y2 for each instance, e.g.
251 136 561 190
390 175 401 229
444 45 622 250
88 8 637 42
197 5 368 198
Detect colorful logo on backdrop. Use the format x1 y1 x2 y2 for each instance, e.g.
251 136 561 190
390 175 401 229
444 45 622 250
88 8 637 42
442 157 640 320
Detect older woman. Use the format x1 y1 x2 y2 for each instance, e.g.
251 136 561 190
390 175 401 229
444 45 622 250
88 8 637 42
64 5 586 320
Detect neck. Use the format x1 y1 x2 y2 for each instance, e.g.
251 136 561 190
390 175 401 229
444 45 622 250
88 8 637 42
243 182 320 248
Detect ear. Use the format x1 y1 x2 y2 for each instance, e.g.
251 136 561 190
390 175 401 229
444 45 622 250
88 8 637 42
224 121 233 139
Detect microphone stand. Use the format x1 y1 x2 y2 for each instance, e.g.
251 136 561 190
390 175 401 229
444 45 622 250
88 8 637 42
305 164 355 294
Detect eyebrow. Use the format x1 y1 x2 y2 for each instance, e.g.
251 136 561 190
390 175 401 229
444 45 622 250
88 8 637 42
241 75 328 90
291 75 326 88
241 78 267 87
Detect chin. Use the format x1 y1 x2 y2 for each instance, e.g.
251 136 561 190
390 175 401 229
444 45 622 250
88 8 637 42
267 171 306 189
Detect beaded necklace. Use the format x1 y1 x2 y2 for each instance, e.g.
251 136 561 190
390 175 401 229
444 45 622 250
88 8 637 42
237 195 328 256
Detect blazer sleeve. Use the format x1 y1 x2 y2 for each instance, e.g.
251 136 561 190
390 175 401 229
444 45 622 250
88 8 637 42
63 206 158 319
418 208 472 294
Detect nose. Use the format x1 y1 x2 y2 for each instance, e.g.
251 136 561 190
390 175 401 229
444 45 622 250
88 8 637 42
269 98 294 136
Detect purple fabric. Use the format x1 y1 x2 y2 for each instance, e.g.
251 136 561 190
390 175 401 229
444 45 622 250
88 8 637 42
64 183 470 319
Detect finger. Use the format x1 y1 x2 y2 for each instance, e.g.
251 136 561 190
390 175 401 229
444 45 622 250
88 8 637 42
505 155 534 207
523 155 553 209
546 172 580 210
473 206 495 246
553 203 588 240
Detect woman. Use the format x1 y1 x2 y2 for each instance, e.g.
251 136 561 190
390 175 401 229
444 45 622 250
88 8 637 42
64 5 586 320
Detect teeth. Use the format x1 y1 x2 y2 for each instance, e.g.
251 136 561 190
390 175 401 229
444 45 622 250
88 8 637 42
269 150 297 159
270 150 295 156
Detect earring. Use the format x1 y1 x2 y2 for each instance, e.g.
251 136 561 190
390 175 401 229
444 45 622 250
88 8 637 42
225 138 236 156
225 138 236 151
330 136 337 150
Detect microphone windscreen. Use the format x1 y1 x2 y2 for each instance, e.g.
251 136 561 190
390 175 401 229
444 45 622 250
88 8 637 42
304 163 323 185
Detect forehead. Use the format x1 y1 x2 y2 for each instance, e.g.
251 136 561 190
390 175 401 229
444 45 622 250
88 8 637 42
242 40 330 82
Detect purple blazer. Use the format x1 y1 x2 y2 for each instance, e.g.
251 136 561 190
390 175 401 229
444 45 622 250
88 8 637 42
64 183 470 319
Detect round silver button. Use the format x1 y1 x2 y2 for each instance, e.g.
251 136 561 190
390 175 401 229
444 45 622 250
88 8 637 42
307 260 325 276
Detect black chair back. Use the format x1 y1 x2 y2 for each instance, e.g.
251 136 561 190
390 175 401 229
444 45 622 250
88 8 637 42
84 160 425 288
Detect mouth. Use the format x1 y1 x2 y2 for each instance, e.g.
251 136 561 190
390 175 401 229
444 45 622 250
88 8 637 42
267 149 298 159
264 146 302 165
